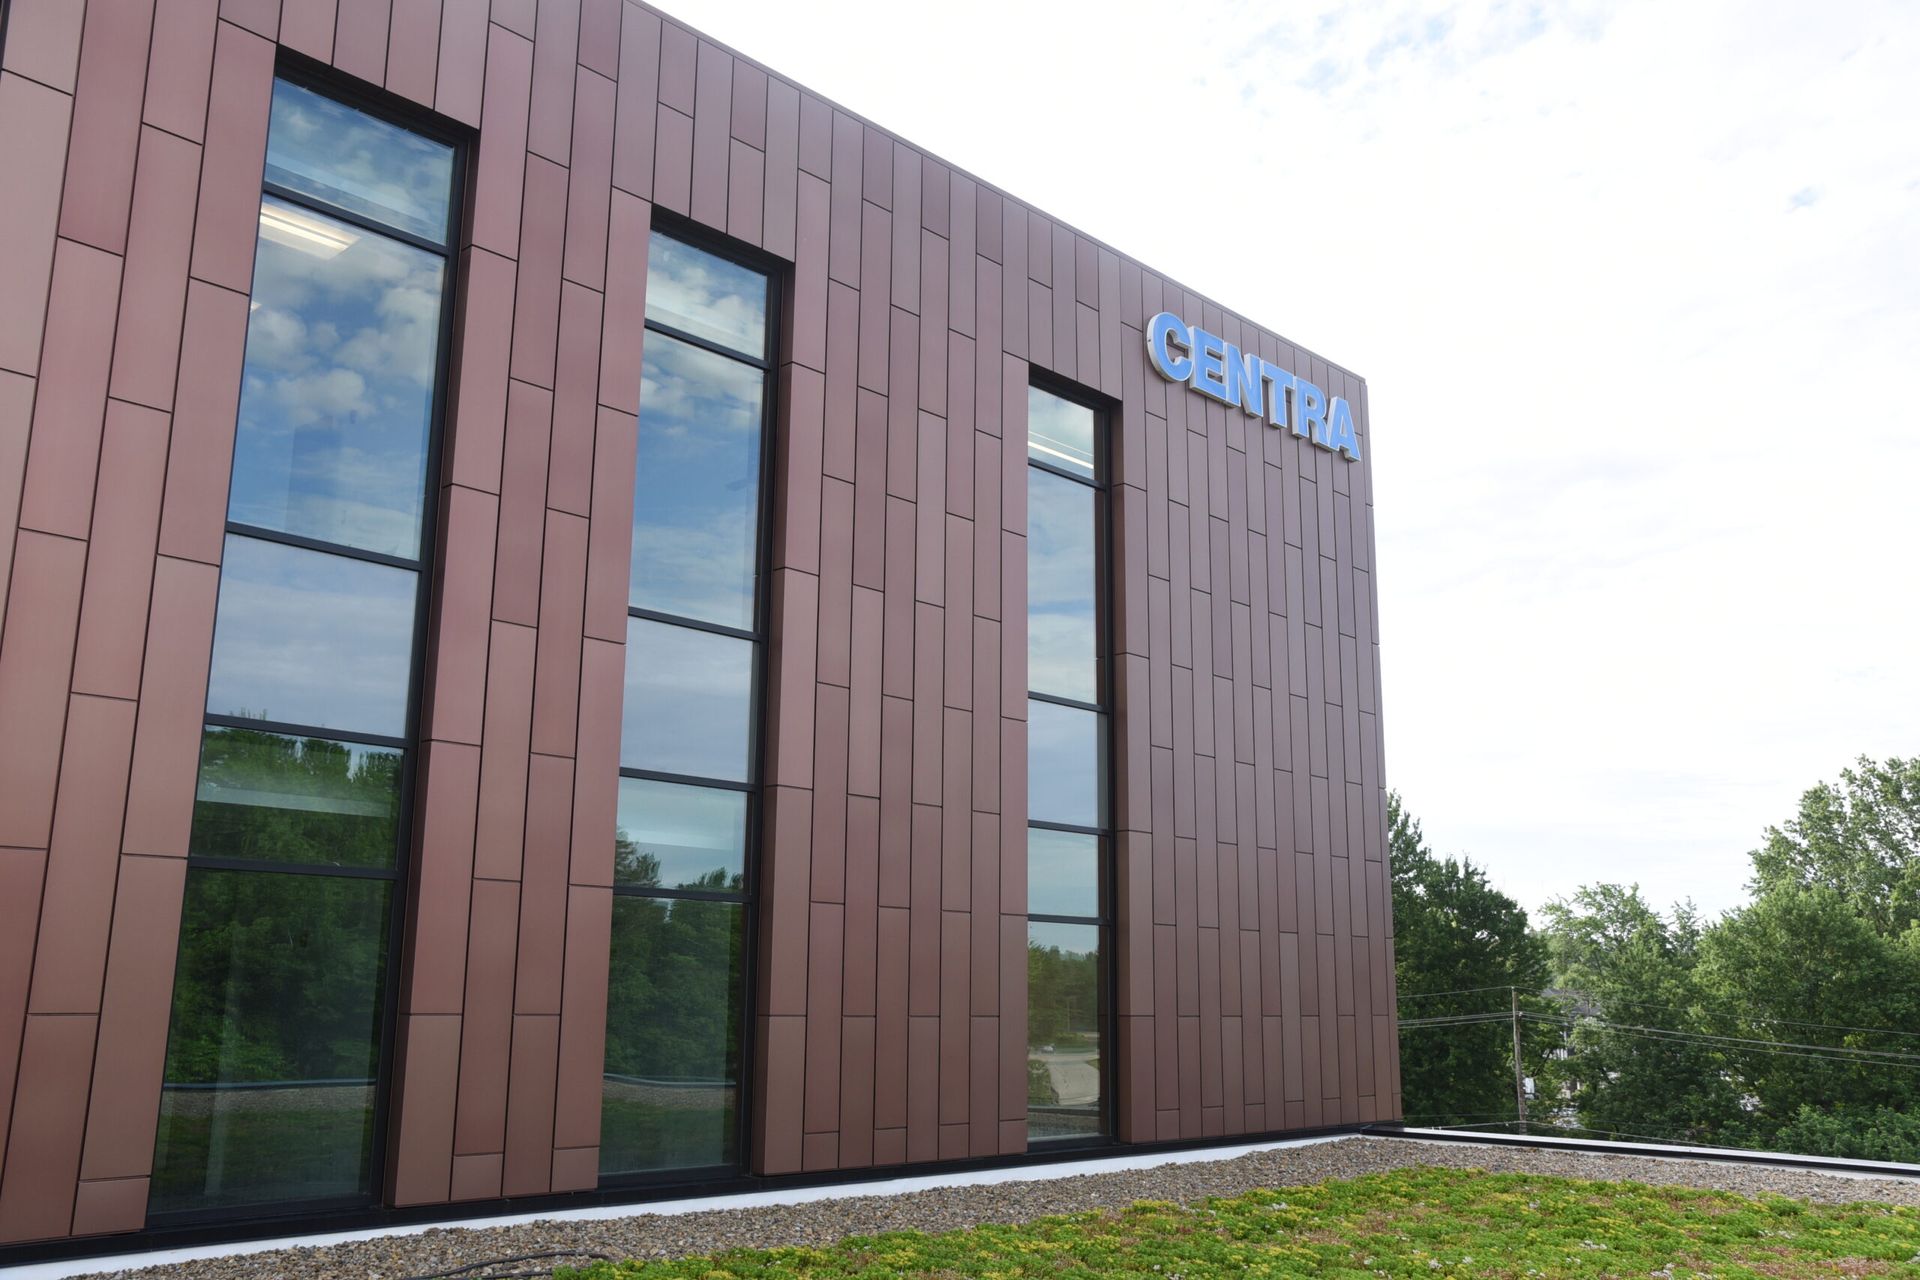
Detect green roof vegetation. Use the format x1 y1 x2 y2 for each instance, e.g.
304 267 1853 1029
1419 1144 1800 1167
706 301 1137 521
559 1166 1920 1279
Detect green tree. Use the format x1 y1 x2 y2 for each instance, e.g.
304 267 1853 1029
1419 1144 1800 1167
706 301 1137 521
1748 755 1920 937
1694 886 1920 1148
1388 792 1549 1126
1538 885 1742 1144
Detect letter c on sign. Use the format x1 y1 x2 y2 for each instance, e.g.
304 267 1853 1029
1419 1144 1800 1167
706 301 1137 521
1145 311 1194 382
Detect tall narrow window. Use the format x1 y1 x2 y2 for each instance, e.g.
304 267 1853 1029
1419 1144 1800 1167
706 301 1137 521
1025 385 1109 1142
149 77 458 1218
601 231 772 1179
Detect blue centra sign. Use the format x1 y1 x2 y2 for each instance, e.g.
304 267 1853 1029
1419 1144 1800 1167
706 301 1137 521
1145 312 1361 461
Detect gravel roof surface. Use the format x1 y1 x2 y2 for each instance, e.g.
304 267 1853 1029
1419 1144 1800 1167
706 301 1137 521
52 1136 1920 1280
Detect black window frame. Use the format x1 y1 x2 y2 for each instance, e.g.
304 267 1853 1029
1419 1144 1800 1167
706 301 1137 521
600 212 782 1189
1023 373 1117 1149
146 53 469 1228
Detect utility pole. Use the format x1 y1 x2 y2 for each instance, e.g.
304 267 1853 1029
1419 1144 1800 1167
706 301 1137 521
1511 986 1528 1132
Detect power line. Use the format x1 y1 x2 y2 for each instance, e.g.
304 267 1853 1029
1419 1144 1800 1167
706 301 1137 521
1396 984 1519 1002
1524 1013 1920 1069
1545 987 1920 1044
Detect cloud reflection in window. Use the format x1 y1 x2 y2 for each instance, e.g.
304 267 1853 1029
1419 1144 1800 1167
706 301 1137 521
264 79 455 244
621 617 754 782
228 198 445 560
205 535 417 738
1028 468 1100 704
631 331 764 629
643 235 768 358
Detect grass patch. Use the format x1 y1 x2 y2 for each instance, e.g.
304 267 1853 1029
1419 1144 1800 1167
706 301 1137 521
559 1166 1920 1279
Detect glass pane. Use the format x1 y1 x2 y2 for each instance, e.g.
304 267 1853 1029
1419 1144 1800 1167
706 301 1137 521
1027 921 1104 1141
1028 699 1105 829
228 197 446 559
615 778 747 892
206 535 416 739
644 234 768 358
265 79 455 244
622 617 754 782
1028 827 1099 919
150 868 391 1213
1028 468 1099 704
632 331 764 628
601 896 744 1175
1028 386 1096 479
192 727 401 869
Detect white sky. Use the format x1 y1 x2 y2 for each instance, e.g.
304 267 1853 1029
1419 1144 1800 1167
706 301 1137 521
659 0 1920 918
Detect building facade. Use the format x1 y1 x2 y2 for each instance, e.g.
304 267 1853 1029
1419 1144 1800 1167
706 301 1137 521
0 0 1398 1249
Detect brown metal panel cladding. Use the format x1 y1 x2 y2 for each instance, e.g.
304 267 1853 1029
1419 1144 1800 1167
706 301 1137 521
529 510 588 756
880 496 915 693
810 683 848 902
117 556 217 856
550 1145 598 1194
820 283 858 480
848 592 883 798
916 235 948 413
2 0 84 89
57 0 156 257
0 1014 96 1241
428 0 486 124
560 72 616 287
918 153 948 237
502 1014 560 1195
758 786 812 1016
937 909 969 1125
401 742 481 1013
850 393 886 589
802 901 843 1133
508 155 568 387
655 19 694 112
0 849 46 1174
815 476 853 680
843 795 880 1016
67 403 164 699
967 1016 996 1156
275 0 335 60
687 42 728 226
0 373 30 637
996 913 1026 1119
453 877 520 1159
580 408 637 639
770 367 823 574
607 6 660 197
938 709 970 908
419 486 499 748
493 381 554 626
548 286 602 516
1197 927 1223 1108
186 20 271 295
448 1153 502 1200
1150 925 1177 1111
727 138 764 246
0 533 84 848
906 804 939 1013
754 82 798 259
386 0 441 104
388 1013 462 1204
525 0 579 163
444 252 516 491
764 570 818 793
947 175 975 337
726 58 766 146
873 906 909 1127
856 207 891 391
837 1017 875 1168
752 1014 804 1174
473 621 535 880
17 241 120 542
568 638 621 888
968 815 999 1013
108 128 200 412
470 29 537 254
549 932 606 1151
69 1177 149 1238
514 754 574 1014
26 696 136 1016
219 0 279 38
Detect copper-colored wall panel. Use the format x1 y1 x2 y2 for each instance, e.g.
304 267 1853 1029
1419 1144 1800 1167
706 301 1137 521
0 0 1393 1242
